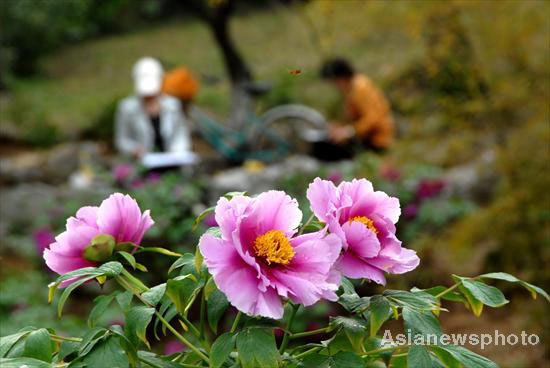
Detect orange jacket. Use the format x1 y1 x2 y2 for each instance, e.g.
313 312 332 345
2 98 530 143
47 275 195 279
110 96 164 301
345 74 394 149
162 67 199 101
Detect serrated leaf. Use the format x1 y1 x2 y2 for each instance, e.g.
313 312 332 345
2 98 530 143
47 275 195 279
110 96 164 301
210 332 235 368
141 284 166 307
384 290 437 310
98 261 124 276
461 280 508 307
207 288 229 334
125 306 155 349
369 295 391 337
236 328 279 368
116 291 133 311
79 327 109 356
22 328 52 363
339 277 356 295
89 294 116 327
330 316 366 352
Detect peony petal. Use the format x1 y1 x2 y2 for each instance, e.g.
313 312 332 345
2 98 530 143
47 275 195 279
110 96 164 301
97 193 143 243
75 206 99 227
306 178 339 223
253 191 302 237
43 248 96 276
341 221 381 259
336 252 386 284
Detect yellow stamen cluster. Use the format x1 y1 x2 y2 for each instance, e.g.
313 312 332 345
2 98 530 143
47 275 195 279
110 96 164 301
254 230 295 265
349 216 378 234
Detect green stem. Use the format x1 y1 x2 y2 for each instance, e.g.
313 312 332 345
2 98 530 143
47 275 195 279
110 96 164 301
230 311 242 333
279 304 299 353
199 290 206 339
49 333 82 343
115 275 210 365
298 213 316 235
294 346 322 359
181 315 202 339
120 268 148 292
434 282 461 300
290 326 332 340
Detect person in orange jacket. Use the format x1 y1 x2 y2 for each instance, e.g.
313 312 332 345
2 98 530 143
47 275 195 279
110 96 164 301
162 66 199 115
316 58 394 160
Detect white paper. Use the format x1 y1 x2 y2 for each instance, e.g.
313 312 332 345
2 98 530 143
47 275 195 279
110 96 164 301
141 152 199 168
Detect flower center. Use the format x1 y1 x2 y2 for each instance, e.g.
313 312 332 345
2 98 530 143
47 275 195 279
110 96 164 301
254 230 295 265
349 216 378 234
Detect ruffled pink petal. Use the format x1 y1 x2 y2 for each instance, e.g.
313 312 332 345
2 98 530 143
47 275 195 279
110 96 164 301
341 221 381 259
43 248 96 276
306 178 339 223
253 287 283 319
370 191 401 224
253 191 302 237
337 178 375 221
214 195 254 243
337 252 386 284
75 206 99 227
200 233 278 318
368 248 420 274
97 193 143 243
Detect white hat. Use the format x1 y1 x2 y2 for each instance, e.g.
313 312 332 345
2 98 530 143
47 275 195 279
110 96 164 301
132 57 164 96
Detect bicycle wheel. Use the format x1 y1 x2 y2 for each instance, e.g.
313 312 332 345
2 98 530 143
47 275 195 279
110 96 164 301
253 104 328 156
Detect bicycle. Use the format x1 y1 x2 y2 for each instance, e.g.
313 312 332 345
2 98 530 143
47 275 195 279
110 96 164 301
189 81 328 163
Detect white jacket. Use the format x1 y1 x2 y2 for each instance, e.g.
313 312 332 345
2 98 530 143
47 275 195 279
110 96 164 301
115 95 191 156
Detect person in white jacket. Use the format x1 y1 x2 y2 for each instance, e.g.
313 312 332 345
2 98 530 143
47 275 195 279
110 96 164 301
115 57 192 158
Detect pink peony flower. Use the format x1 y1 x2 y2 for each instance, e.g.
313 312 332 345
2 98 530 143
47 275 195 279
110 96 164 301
307 178 419 284
199 191 342 319
416 178 446 201
203 212 218 227
43 193 154 287
164 340 185 355
403 204 419 219
33 228 55 256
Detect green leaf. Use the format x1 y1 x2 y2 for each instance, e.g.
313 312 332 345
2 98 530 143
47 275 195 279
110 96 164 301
89 294 116 327
430 346 462 368
165 275 201 316
193 206 215 230
136 247 182 258
83 335 129 368
195 245 203 274
207 288 229 334
417 286 467 303
330 316 367 352
236 328 279 368
453 276 484 317
461 280 508 308
338 293 370 313
98 261 124 277
53 266 102 286
402 307 442 338
479 272 550 302
369 295 391 337
384 290 437 310
125 306 155 349
0 331 31 357
141 284 166 307
118 251 137 269
79 327 109 356
168 253 195 275
224 191 248 199
116 291 134 311
83 234 115 262
58 274 98 317
408 344 432 368
22 328 52 363
301 351 364 368
137 351 182 368
339 277 356 295
210 332 235 368
0 357 52 368
434 345 498 368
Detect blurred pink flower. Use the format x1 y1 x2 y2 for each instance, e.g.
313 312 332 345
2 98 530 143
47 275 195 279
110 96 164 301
307 178 419 284
416 178 446 201
147 172 162 183
380 164 401 182
43 193 154 287
33 228 55 256
327 170 343 184
403 204 419 219
130 179 145 189
200 191 341 319
203 212 218 227
113 163 134 182
164 340 185 355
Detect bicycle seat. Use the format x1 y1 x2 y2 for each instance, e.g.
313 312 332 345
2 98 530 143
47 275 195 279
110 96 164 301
244 81 273 97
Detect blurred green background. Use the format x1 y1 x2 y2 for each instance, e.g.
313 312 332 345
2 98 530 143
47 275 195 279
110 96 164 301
0 0 548 366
